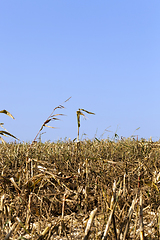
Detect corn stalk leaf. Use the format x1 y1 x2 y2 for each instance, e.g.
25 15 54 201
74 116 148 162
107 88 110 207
76 108 95 142
76 110 86 128
31 97 71 145
0 110 15 119
80 109 95 115
0 123 9 132
50 113 64 118
0 130 18 140
55 105 65 110
51 117 60 121
44 125 56 129
40 117 60 131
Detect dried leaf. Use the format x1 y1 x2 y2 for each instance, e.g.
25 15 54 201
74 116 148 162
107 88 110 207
0 123 8 132
44 119 52 125
0 130 18 139
51 117 60 121
80 109 95 115
44 125 56 129
50 113 64 118
0 110 15 119
55 105 65 110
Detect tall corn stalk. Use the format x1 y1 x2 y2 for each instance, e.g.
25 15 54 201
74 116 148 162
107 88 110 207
76 108 95 142
26 97 71 179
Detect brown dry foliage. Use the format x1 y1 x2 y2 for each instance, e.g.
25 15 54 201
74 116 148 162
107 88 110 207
0 138 160 239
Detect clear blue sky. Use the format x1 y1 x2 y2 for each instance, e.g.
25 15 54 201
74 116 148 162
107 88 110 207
1 1 160 142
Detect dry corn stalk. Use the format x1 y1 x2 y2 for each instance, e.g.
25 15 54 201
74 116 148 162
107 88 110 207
158 206 160 236
123 196 137 240
0 194 5 211
25 193 32 229
110 180 117 239
76 108 95 142
83 208 97 240
139 191 144 240
102 181 122 240
10 177 21 193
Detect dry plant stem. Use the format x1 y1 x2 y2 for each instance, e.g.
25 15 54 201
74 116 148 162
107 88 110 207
0 194 5 211
122 196 137 240
26 97 71 180
85 158 89 214
110 180 116 210
133 205 138 239
102 181 122 240
25 193 32 229
76 108 95 142
59 193 67 237
9 177 21 193
125 162 128 191
62 193 66 219
102 208 115 240
139 191 144 240
83 208 97 240
123 173 127 197
112 211 117 240
158 206 160 237
31 159 33 177
111 180 117 240
1 139 160 239
30 97 71 148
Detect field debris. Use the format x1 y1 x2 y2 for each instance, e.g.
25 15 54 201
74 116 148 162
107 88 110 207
0 138 160 239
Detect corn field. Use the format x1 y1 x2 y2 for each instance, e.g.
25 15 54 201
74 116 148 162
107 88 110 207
0 138 160 239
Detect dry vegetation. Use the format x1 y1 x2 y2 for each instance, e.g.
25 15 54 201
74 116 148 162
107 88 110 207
0 138 160 239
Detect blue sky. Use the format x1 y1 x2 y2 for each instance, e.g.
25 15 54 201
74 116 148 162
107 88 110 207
1 1 160 142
